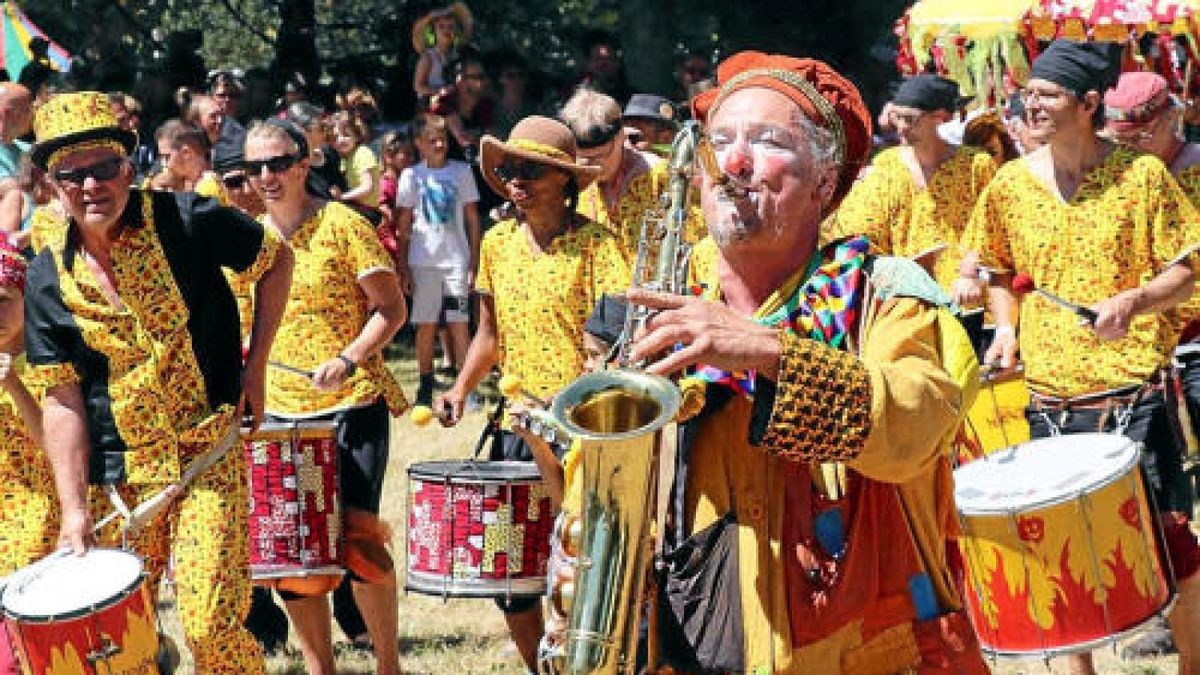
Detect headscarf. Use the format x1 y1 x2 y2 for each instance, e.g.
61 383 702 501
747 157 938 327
1029 40 1122 98
691 51 872 207
892 74 963 113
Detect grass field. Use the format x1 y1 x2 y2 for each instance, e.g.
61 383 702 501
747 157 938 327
149 350 1180 674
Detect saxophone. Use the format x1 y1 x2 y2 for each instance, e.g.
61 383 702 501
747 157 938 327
538 123 710 675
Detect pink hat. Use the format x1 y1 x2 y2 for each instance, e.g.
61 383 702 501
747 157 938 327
1105 72 1172 133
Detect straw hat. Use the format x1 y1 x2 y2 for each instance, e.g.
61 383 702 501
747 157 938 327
411 3 474 53
31 91 137 171
479 116 600 198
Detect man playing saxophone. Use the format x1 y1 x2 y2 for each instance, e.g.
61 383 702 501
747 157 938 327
625 51 990 673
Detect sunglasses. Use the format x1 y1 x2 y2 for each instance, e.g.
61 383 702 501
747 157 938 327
244 154 301 175
222 172 248 189
52 157 126 185
494 160 549 182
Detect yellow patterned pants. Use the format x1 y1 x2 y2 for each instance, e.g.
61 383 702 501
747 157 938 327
89 448 266 675
0 478 58 577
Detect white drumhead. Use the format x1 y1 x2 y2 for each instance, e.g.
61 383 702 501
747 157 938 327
2 548 143 618
955 433 1139 514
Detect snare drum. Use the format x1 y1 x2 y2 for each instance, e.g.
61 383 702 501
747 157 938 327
245 420 344 595
407 460 553 598
954 433 1173 658
2 548 158 674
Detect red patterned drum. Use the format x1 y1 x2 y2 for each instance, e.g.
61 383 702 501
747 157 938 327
407 460 553 598
245 420 343 593
1 549 159 674
955 433 1173 658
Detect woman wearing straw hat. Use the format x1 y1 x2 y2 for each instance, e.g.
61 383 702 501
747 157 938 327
412 2 473 101
434 116 629 671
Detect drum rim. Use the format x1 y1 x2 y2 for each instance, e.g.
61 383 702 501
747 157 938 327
977 593 1176 660
404 570 547 599
408 460 543 482
955 433 1140 515
251 566 345 580
242 418 338 439
2 570 148 623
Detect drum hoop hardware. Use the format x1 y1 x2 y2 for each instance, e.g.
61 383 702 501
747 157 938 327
3 570 147 624
441 473 452 602
958 437 1142 515
1077 492 1118 647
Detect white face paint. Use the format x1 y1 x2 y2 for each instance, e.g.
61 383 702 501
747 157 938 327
701 88 827 252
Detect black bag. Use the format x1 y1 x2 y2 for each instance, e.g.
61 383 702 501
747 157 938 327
657 511 745 674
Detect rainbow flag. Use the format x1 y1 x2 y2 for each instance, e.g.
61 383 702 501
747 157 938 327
1 2 71 80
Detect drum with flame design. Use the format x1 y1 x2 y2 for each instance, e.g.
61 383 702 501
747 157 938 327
1 548 158 674
961 369 1030 461
245 420 344 596
954 433 1174 658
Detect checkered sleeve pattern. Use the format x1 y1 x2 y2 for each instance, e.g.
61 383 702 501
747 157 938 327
757 331 872 462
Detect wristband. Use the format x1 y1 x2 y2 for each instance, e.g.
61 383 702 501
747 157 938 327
994 325 1016 337
337 354 358 376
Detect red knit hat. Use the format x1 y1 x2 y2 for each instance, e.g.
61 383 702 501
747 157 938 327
691 51 872 207
1104 71 1172 134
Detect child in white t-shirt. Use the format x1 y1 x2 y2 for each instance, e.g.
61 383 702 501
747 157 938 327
396 113 480 406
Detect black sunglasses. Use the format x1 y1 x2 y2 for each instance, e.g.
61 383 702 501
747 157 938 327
53 157 126 185
244 154 301 175
494 160 548 182
222 172 248 189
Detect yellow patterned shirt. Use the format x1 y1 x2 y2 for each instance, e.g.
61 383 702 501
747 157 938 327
0 356 59 574
24 191 282 484
264 200 407 417
962 147 1200 398
477 218 630 400
826 145 997 293
576 156 707 265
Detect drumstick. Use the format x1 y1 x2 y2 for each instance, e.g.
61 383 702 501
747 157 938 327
1011 274 1099 323
269 361 315 378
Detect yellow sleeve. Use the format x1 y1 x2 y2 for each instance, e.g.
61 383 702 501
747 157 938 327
339 206 395 279
475 226 502 296
826 154 909 255
1143 159 1200 270
971 150 999 195
960 170 1015 272
560 438 584 516
758 297 960 484
239 225 284 284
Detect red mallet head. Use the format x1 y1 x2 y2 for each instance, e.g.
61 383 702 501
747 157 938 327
1011 273 1035 296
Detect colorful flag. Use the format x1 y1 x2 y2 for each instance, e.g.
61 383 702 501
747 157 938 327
1 1 71 80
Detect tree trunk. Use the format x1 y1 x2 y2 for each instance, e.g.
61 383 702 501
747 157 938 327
619 0 676 97
273 0 319 84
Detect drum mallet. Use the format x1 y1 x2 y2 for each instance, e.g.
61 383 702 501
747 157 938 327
497 375 549 409
409 374 548 427
1011 273 1099 323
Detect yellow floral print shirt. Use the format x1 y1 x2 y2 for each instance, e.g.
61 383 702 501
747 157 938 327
826 145 997 293
576 155 707 265
25 191 282 484
264 200 407 417
962 147 1200 398
0 356 54 491
477 218 630 400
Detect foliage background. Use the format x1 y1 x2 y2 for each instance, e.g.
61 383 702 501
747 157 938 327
23 0 908 121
